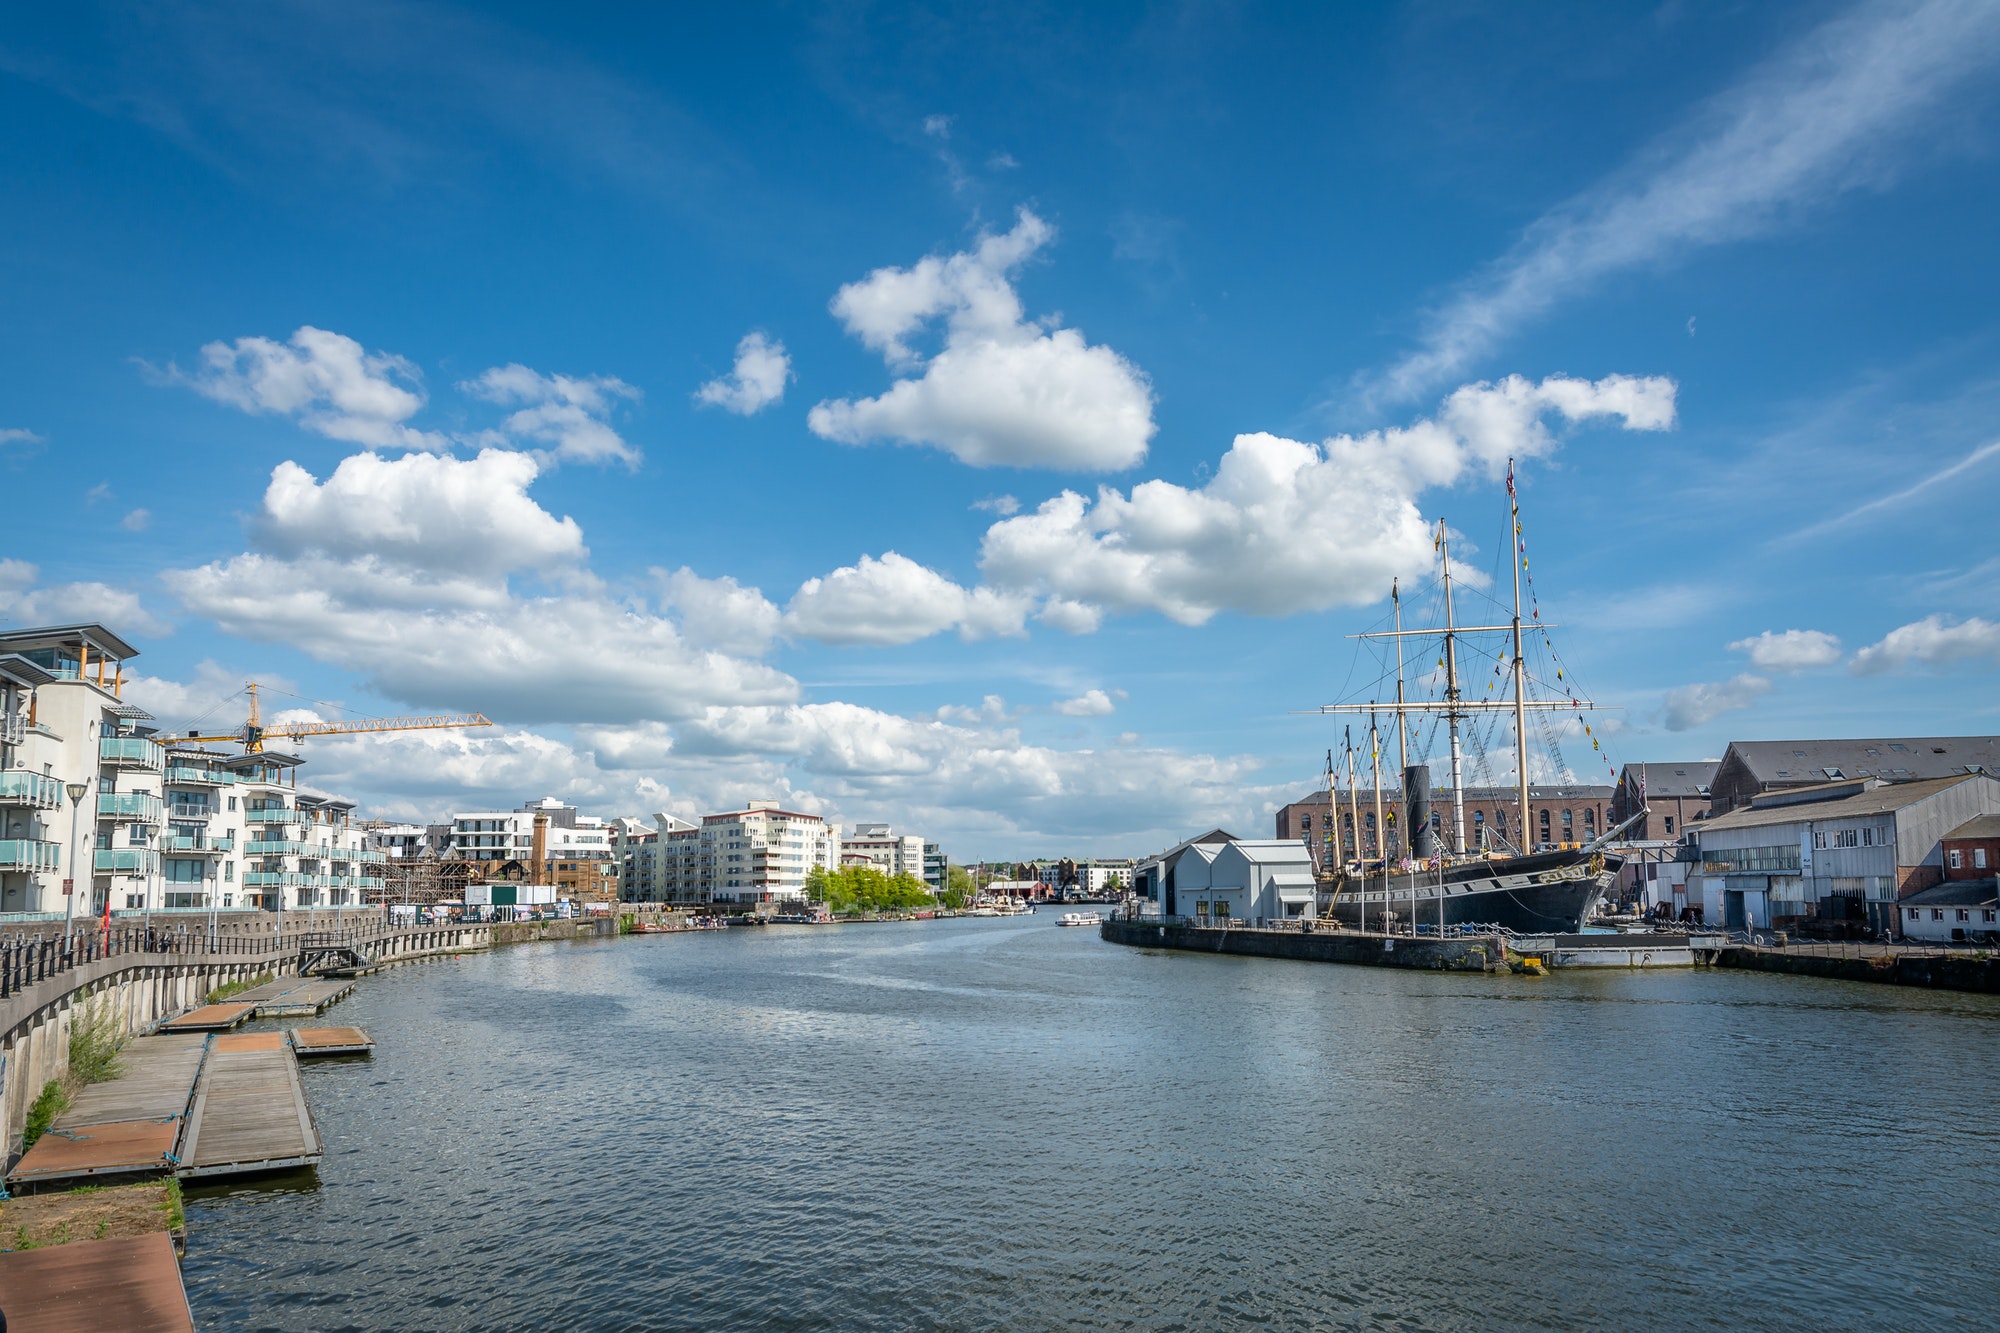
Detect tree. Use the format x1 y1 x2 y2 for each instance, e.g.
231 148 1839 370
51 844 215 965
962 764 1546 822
941 863 974 909
805 863 937 913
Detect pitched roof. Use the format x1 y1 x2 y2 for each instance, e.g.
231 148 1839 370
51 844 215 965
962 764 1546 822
1901 879 2000 907
1224 840 1315 864
1946 814 2000 841
1621 761 1718 798
1695 774 1990 833
1722 737 2000 784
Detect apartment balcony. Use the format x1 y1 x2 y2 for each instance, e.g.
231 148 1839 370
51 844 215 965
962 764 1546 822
244 871 311 887
99 736 165 771
352 847 389 864
0 838 60 872
99 792 165 824
0 712 26 745
0 771 63 810
166 801 214 822
245 839 315 857
95 848 160 875
164 764 236 788
165 833 234 855
246 806 312 828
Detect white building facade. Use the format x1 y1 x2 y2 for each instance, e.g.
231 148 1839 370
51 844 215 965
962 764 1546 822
840 823 926 881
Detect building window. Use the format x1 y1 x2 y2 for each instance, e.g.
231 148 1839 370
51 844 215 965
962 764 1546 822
1907 908 1919 920
1957 910 1970 921
1813 831 1827 849
1977 848 1990 869
1664 817 1675 835
1950 850 1963 870
1985 911 1996 923
1933 909 1945 920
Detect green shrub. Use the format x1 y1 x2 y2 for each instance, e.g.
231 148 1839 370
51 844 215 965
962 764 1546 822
23 1080 70 1149
68 995 123 1086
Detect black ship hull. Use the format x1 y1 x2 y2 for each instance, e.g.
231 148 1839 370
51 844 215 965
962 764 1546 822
1326 848 1619 935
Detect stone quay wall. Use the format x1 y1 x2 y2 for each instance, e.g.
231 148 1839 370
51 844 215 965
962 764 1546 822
1101 918 1503 971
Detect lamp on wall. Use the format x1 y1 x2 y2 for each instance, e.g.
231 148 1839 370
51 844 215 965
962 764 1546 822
63 780 89 943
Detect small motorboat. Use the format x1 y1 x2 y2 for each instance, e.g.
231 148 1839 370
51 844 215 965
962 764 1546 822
1058 911 1103 927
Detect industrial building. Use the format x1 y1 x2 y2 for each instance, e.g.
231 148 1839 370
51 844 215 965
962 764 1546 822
1706 737 2000 814
1274 782 1616 869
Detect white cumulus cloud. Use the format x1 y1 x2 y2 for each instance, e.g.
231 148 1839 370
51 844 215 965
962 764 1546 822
695 332 791 415
655 567 781 657
808 209 1156 471
1851 615 2000 674
782 552 1031 647
979 372 1675 626
461 364 642 467
165 325 436 448
0 558 171 636
1053 689 1117 717
254 449 586 578
1729 628 1843 671
1662 673 1772 732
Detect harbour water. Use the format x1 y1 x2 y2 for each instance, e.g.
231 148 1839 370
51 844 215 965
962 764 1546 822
182 914 2000 1330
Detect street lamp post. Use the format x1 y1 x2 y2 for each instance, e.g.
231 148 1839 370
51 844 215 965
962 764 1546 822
63 780 89 944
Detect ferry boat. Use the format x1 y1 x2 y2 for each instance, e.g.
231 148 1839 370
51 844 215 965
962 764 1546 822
1312 461 1635 936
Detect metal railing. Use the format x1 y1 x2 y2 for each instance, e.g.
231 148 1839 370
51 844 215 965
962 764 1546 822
0 771 62 808
163 765 236 787
0 712 27 745
165 834 234 854
95 848 160 874
0 915 463 1000
0 838 61 872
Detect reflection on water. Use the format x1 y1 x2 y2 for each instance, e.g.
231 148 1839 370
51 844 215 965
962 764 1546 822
182 917 2000 1331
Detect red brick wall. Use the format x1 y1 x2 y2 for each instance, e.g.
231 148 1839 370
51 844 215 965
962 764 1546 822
1943 837 2000 880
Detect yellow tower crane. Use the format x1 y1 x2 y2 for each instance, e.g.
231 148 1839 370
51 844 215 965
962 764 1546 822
176 682 492 753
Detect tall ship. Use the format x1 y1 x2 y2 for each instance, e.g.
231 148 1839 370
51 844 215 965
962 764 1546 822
1311 462 1635 935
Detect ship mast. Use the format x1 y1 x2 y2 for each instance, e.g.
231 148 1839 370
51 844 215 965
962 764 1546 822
1437 521 1466 856
1392 578 1411 840
1369 709 1385 918
1508 458 1531 852
1343 726 1357 876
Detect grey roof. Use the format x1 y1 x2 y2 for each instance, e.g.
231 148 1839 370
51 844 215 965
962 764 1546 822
0 623 142 661
1724 737 2000 784
0 653 57 687
1142 827 1240 865
1621 762 1718 798
1901 880 2000 907
1696 774 1988 833
1224 839 1314 863
1946 814 2000 841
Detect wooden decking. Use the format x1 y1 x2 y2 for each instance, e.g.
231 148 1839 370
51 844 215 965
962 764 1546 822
5 1035 209 1188
159 1001 255 1032
0 1232 194 1333
178 1030 322 1178
291 1025 373 1056
229 976 357 1016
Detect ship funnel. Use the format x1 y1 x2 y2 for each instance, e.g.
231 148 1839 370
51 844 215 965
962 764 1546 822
1403 765 1436 860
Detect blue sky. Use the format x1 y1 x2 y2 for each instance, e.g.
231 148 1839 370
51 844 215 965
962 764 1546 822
4 0 2000 857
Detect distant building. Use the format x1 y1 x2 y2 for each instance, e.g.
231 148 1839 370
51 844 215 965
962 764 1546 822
841 823 927 881
1131 828 1240 917
1135 834 1315 924
1275 782 1615 869
1688 773 2000 934
1609 762 1717 840
704 801 840 906
447 796 614 896
923 842 947 894
1943 815 2000 880
1707 737 2000 815
1898 881 2000 943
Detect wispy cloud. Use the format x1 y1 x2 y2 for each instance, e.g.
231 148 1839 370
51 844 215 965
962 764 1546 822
1371 0 2000 403
1780 438 2000 544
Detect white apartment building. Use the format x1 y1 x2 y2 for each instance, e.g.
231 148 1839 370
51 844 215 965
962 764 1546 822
840 823 926 881
703 802 839 905
450 797 613 871
0 624 383 917
610 816 658 900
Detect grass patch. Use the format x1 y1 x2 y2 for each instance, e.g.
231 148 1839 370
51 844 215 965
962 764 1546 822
22 1080 70 1150
205 972 273 1005
162 1178 185 1232
68 993 123 1086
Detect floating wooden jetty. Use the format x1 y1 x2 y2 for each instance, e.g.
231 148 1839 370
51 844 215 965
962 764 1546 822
0 1232 194 1333
178 1030 322 1178
228 975 358 1017
5 1034 209 1188
291 1025 373 1056
159 1000 256 1032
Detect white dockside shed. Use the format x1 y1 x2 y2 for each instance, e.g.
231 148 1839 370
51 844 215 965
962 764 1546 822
1170 839 1318 925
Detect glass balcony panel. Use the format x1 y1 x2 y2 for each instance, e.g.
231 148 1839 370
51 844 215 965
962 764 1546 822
94 848 160 874
0 771 63 808
98 792 165 823
0 838 61 871
98 736 165 770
